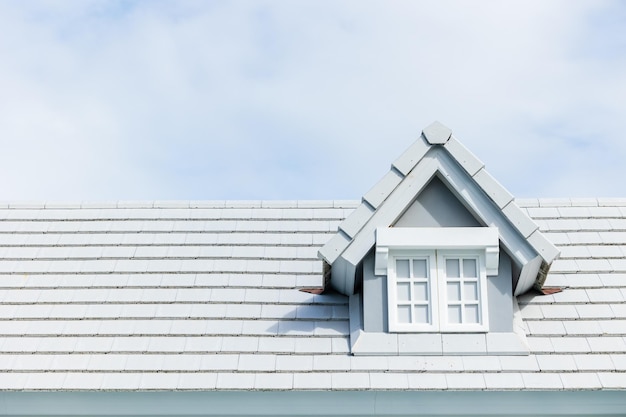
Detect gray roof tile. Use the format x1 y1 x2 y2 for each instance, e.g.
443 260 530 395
521 372 564 390
331 372 370 389
560 372 603 389
177 373 218 389
293 372 332 389
445 373 486 390
370 372 409 389
484 372 525 390
276 355 313 370
598 372 626 388
536 354 578 371
0 199 625 392
216 372 255 390
254 373 293 390
407 373 447 389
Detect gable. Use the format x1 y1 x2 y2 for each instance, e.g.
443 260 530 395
319 122 560 297
394 176 482 228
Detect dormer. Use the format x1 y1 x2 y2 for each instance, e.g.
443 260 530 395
318 122 560 355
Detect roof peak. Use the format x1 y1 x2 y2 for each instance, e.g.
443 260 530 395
422 121 452 145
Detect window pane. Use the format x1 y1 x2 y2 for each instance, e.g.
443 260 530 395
447 305 462 324
465 305 480 324
463 259 477 278
414 305 429 324
397 282 411 301
413 282 428 301
463 282 478 301
446 259 460 278
447 282 461 301
413 259 427 278
397 305 411 323
396 259 410 278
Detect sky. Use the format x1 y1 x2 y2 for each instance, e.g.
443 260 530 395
0 0 625 201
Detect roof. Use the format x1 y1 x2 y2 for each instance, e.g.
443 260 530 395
0 198 625 391
319 122 559 296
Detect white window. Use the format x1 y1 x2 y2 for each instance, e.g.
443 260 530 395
387 250 489 333
388 250 438 332
376 227 498 333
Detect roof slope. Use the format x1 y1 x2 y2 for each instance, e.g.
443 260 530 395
0 199 625 391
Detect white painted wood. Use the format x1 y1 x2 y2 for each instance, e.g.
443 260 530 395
376 227 500 276
317 230 351 264
442 334 487 354
422 121 452 145
443 135 485 176
472 168 514 208
377 226 499 250
362 169 404 209
397 333 442 354
391 134 431 176
340 155 440 273
502 202 540 238
337 203 375 238
527 230 560 263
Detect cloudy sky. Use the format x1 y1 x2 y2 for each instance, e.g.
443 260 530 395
0 1 624 201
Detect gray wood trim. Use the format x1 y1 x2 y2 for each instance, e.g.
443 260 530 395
334 148 540 296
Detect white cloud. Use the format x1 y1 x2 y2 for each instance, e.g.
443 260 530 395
0 0 624 200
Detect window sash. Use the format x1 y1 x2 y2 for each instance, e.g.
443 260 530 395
437 252 489 332
387 250 489 333
388 251 438 332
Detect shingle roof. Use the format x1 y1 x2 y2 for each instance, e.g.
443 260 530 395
0 198 625 391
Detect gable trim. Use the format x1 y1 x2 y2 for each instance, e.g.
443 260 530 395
330 147 541 296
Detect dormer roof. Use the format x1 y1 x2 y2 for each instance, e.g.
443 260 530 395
318 121 560 296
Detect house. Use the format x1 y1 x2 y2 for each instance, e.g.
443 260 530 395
0 122 625 416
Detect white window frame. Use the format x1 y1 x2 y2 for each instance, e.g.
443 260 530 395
387 250 438 332
376 227 498 334
436 250 489 332
387 249 489 333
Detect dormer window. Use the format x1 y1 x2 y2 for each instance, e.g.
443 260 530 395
376 227 498 334
317 122 560 355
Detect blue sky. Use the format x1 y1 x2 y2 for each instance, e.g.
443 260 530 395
0 1 625 201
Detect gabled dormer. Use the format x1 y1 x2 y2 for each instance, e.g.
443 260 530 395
318 122 560 355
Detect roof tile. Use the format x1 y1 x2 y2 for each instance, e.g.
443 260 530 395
331 372 370 389
177 373 218 389
293 372 332 389
559 372 602 389
444 136 484 176
521 372 563 390
370 372 409 389
407 373 447 389
484 372 525 389
445 373 486 390
216 372 255 390
391 135 430 176
598 372 626 388
472 169 514 208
